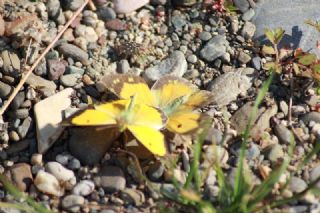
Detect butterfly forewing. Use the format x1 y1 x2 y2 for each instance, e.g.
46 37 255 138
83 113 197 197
101 73 155 106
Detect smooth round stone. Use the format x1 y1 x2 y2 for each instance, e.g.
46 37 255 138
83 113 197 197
56 154 72 165
120 188 145 207
60 73 82 87
45 161 75 182
251 56 261 70
117 59 130 73
187 54 197 64
72 180 95 196
199 31 212 41
97 7 116 21
274 124 292 144
310 165 320 188
67 158 81 170
12 109 29 119
246 143 260 160
289 177 307 193
31 153 43 165
61 195 85 213
93 166 126 193
238 51 251 64
11 91 25 110
34 170 64 196
301 112 320 124
266 144 284 163
5 163 33 192
113 0 149 13
241 22 256 40
171 15 187 30
233 0 250 13
147 161 165 181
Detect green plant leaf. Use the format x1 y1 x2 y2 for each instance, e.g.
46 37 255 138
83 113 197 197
274 28 285 44
262 45 276 55
264 28 275 43
262 62 276 71
298 53 317 65
312 63 320 73
293 63 300 74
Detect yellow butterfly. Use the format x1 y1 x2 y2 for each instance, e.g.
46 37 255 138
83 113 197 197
66 96 167 156
100 74 213 134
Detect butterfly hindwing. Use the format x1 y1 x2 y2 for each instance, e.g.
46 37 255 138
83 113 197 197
101 73 155 106
127 125 166 156
166 110 202 134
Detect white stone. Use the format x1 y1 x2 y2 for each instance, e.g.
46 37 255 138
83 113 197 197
34 88 74 153
45 162 75 182
113 0 149 14
31 153 43 165
72 180 95 196
34 170 64 196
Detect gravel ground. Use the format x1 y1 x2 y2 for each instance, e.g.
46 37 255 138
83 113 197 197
0 0 320 212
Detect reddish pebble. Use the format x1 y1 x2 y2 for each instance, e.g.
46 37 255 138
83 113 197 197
105 19 127 31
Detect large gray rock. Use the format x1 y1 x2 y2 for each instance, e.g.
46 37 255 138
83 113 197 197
143 51 187 82
208 68 256 107
200 35 228 62
252 0 320 56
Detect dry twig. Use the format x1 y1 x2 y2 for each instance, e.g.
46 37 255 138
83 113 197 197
0 0 89 115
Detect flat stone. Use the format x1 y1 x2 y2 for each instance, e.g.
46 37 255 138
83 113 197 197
61 195 85 213
11 91 25 110
25 73 56 96
289 177 307 193
301 112 320 124
230 101 278 138
113 0 149 14
34 88 74 154
1 50 20 77
68 127 119 165
0 81 12 98
17 117 32 139
5 163 32 191
199 35 228 62
120 188 145 207
60 73 82 87
143 51 187 82
72 180 95 196
58 43 89 65
207 68 255 107
252 0 320 57
47 59 66 80
94 166 126 193
105 19 127 31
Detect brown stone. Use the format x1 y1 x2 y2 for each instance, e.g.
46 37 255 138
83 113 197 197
5 163 33 191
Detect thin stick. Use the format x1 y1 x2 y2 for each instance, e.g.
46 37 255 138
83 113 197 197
88 0 96 11
0 0 89 116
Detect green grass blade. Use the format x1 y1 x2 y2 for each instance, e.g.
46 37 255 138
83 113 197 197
233 72 274 200
0 175 54 213
184 121 211 191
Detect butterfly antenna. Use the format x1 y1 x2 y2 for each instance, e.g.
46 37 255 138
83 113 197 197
127 94 137 113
